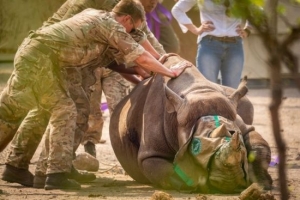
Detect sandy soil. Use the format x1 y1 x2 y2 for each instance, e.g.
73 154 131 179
0 88 299 200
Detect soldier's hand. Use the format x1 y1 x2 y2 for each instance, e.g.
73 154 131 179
159 53 179 64
170 60 193 78
133 66 152 79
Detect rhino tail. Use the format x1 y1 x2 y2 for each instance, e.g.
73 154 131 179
229 76 248 109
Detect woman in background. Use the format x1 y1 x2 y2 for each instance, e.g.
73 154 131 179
172 0 251 88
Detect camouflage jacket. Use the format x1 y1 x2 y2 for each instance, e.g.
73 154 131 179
42 0 165 58
33 9 145 68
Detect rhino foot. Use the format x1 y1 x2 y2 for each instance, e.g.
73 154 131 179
249 166 273 190
243 131 273 190
248 161 273 190
258 172 273 190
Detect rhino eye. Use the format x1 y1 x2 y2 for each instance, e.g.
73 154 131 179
180 94 184 98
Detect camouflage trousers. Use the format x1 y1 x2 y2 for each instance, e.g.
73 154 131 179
35 67 132 175
35 67 90 175
82 67 132 145
1 38 76 174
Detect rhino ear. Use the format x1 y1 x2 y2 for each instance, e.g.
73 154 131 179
164 84 184 113
209 124 231 138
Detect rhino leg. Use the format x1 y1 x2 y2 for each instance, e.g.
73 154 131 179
243 131 273 190
110 127 150 184
221 81 254 125
141 158 185 190
237 96 254 125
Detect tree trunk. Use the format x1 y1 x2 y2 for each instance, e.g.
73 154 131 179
265 0 289 199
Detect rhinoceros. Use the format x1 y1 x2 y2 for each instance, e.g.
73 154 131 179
109 54 272 193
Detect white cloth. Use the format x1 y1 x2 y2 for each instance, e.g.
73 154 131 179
171 0 249 43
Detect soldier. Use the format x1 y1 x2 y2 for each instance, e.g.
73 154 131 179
0 0 108 188
82 0 171 157
0 0 187 190
82 0 181 157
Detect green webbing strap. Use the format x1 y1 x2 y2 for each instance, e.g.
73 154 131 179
174 164 194 186
214 115 220 127
225 136 231 142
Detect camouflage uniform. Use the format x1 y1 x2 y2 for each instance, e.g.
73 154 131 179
4 8 146 175
2 0 112 169
1 36 77 174
82 67 132 145
2 0 93 170
73 0 165 145
42 0 164 148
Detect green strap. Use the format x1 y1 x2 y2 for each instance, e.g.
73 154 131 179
174 164 194 186
225 136 231 142
214 115 220 127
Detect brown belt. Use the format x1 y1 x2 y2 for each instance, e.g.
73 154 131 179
206 35 240 43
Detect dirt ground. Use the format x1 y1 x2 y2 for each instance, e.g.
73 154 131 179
0 86 300 200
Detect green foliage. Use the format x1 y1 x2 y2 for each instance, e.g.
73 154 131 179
197 0 267 28
249 0 265 7
294 0 300 4
277 4 286 15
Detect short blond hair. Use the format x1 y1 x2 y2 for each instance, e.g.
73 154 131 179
112 0 145 23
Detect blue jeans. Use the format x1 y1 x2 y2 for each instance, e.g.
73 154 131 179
196 36 244 88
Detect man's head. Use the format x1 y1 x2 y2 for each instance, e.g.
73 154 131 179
113 0 145 32
139 0 158 13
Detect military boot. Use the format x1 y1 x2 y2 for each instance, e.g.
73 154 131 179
84 141 96 157
44 173 81 190
1 164 34 187
33 175 46 189
67 165 96 182
33 165 96 188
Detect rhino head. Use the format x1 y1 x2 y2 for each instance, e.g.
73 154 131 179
208 125 249 193
173 116 249 193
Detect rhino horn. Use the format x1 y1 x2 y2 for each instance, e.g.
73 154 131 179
164 84 184 113
220 132 243 166
230 132 241 151
229 76 248 109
